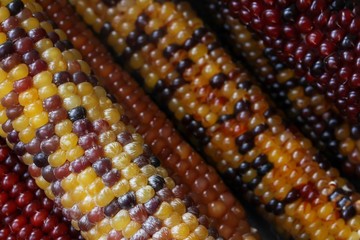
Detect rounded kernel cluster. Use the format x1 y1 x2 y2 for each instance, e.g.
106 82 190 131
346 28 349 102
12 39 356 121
0 1 215 239
70 0 360 239
37 0 259 239
0 142 82 240
227 0 360 124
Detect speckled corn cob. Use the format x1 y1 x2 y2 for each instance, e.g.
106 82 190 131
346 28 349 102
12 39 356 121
35 1 259 239
226 0 360 125
0 1 218 239
0 141 83 240
70 0 360 239
192 0 360 179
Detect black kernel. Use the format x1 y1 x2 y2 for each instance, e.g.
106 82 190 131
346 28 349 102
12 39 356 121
68 106 87 122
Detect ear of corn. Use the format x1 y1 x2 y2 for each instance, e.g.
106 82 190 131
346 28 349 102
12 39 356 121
69 0 360 239
35 0 260 239
0 141 83 240
0 1 219 239
191 0 360 180
225 0 360 125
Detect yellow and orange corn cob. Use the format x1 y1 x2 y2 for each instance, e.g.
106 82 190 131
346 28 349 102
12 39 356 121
70 0 360 239
193 0 360 179
0 0 225 239
35 0 260 239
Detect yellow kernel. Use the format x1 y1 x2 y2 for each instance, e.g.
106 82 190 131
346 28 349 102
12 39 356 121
60 133 78 150
123 221 141 238
122 163 140 180
0 32 6 44
0 7 10 23
61 173 78 192
104 142 123 158
112 152 131 170
164 212 182 228
77 82 94 96
21 153 33 165
87 106 103 121
66 146 84 162
123 141 143 158
12 115 29 131
39 21 53 33
171 223 190 239
82 95 99 110
29 112 48 129
71 186 86 202
44 186 55 200
155 202 173 220
78 196 96 213
60 193 74 209
19 127 36 144
55 120 73 136
110 210 131 231
38 84 58 100
23 100 43 118
95 187 115 207
58 82 77 98
8 64 28 81
0 80 12 99
129 174 148 191
111 179 130 197
87 178 104 196
98 218 111 235
63 95 82 110
35 176 50 190
141 165 156 176
77 167 97 186
94 86 107 98
182 213 198 231
165 177 176 189
171 199 186 215
189 44 207 62
42 47 62 62
33 71 52 88
21 17 40 32
103 108 121 124
194 225 208 239
0 68 7 82
48 149 67 167
98 131 116 146
19 88 39 106
98 96 112 110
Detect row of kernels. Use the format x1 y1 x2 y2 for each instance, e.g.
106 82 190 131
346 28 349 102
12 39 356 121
38 0 258 238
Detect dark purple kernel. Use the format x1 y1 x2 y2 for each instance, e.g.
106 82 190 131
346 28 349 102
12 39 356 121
48 108 68 123
53 71 72 86
43 95 62 112
7 130 19 144
51 180 65 196
73 71 89 84
170 77 186 89
70 156 90 173
118 191 136 210
14 37 33 54
148 175 165 192
2 120 13 134
104 199 121 218
41 165 56 182
184 37 198 51
129 205 148 223
117 131 133 146
22 49 40 65
33 152 49 168
88 206 105 223
40 135 60 155
25 138 41 155
156 188 173 202
187 206 200 217
6 0 24 15
135 14 149 29
149 156 160 167
176 58 193 74
54 40 73 51
209 73 226 89
29 59 47 76
144 196 161 215
252 154 267 168
237 80 252 90
85 146 103 163
36 123 55 140
0 41 15 60
92 158 112 176
1 91 19 108
68 106 87 122
102 169 121 187
283 189 300 204
133 155 149 168
150 27 166 43
92 119 110 134
234 100 251 114
13 142 26 156
78 132 98 150
7 27 26 41
257 162 274 176
28 28 47 42
47 31 60 44
78 216 94 231
101 0 120 7
100 22 113 39
341 205 356 221
235 131 255 154
6 105 23 120
163 44 181 59
72 119 93 136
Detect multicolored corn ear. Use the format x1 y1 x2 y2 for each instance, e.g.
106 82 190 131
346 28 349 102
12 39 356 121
0 0 224 239
0 140 83 240
191 0 360 179
69 0 360 239
225 0 360 125
35 0 260 239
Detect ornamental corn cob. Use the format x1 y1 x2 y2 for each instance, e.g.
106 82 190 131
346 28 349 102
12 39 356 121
0 1 217 239
0 141 82 240
226 0 360 124
193 0 360 179
71 0 360 238
36 0 259 239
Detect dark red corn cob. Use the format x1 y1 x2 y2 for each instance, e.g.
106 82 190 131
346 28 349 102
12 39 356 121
36 0 260 239
191 0 360 179
0 140 82 240
226 0 360 124
70 0 360 239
